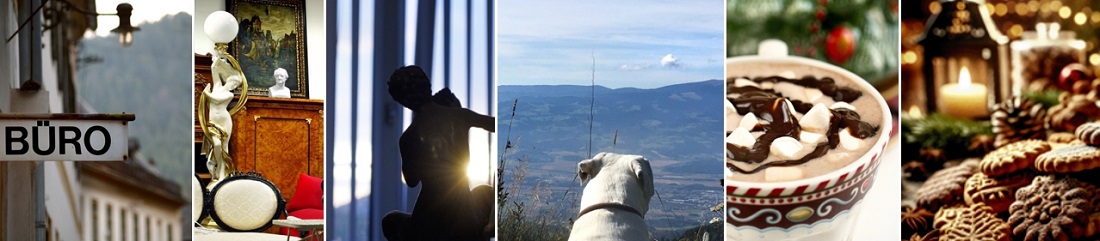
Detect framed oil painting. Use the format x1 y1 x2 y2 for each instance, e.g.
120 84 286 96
227 0 308 98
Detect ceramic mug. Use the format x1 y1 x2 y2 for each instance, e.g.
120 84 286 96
724 40 893 241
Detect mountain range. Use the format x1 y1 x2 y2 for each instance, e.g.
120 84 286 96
498 79 725 236
76 12 193 189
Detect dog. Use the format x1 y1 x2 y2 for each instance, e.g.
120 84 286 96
569 152 655 241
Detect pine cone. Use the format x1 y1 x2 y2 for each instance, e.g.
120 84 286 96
968 134 995 154
991 97 1046 148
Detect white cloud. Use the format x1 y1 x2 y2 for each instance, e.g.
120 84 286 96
620 64 651 71
498 0 724 88
661 54 680 67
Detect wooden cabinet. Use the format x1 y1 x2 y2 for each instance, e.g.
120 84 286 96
229 96 324 200
194 54 324 202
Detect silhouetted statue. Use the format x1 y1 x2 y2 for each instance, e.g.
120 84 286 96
382 65 496 241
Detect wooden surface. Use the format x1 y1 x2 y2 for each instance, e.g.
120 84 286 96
230 96 325 201
195 54 213 142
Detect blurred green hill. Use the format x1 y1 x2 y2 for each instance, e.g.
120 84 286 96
76 12 193 188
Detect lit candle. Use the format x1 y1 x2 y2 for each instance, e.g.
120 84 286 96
939 67 989 119
907 105 924 119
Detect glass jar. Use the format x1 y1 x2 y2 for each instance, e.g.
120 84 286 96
1010 29 1086 95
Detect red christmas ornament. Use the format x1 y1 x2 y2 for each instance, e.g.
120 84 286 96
1058 63 1092 92
825 26 856 64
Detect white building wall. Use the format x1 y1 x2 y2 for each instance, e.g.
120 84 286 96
96 197 107 241
125 207 134 241
0 0 16 111
44 162 83 241
137 211 146 241
83 186 182 241
111 201 122 241
38 28 64 113
83 195 92 241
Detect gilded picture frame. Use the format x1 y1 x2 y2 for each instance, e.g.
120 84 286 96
227 0 309 98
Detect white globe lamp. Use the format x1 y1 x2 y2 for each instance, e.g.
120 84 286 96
204 11 239 44
199 10 249 115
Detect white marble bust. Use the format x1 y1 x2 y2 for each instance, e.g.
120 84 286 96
268 68 291 98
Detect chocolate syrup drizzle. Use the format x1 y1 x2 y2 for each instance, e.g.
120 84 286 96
726 76 879 174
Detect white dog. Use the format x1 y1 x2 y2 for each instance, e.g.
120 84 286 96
569 152 655 241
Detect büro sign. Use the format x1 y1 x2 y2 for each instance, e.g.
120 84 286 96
0 114 134 161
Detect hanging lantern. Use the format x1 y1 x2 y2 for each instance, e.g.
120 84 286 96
109 3 140 47
916 0 1009 118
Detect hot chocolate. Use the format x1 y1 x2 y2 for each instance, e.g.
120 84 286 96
725 67 884 183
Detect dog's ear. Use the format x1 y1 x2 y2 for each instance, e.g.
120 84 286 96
577 158 600 185
633 156 655 200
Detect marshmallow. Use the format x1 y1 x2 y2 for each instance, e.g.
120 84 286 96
725 166 734 178
800 131 824 144
725 99 739 130
803 88 824 102
726 127 756 148
733 78 759 88
760 81 774 90
831 102 856 111
800 103 832 133
770 136 804 160
725 98 736 116
780 71 797 79
838 128 861 151
765 166 803 182
739 112 760 130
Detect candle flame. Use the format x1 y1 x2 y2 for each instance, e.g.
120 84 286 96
959 66 972 88
908 106 923 118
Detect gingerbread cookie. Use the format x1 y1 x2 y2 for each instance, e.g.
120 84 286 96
918 159 979 210
979 140 1050 177
1076 122 1100 146
1034 145 1100 173
935 204 1011 241
1047 94 1100 132
1008 175 1097 241
1047 132 1077 144
963 172 1033 213
1047 132 1079 150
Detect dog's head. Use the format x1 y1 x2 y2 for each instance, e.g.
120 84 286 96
577 152 655 210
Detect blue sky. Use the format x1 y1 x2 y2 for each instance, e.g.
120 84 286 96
498 0 725 89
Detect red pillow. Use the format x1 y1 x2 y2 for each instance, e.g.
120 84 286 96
280 209 324 237
288 209 323 219
286 174 323 212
